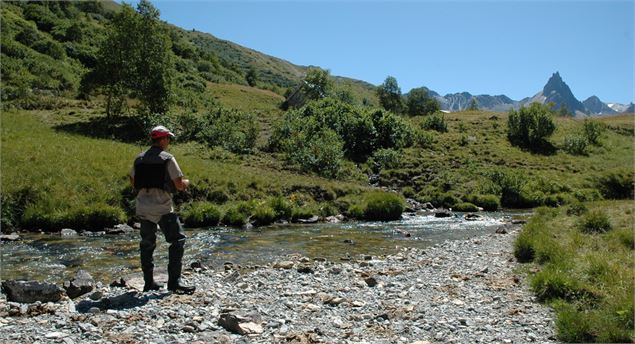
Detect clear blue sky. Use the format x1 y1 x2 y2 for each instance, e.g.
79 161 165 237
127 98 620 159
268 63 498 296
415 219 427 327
128 1 634 104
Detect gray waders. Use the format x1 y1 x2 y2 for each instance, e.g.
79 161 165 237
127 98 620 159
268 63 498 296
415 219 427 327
139 213 195 294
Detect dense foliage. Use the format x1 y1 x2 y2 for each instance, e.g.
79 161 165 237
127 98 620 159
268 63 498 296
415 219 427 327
82 0 175 115
269 98 414 177
507 103 556 152
405 87 439 116
377 76 403 114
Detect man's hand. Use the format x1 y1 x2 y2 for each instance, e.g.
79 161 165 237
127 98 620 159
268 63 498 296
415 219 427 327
174 177 189 191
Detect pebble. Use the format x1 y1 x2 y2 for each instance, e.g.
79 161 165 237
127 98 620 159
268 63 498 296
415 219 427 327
0 226 556 343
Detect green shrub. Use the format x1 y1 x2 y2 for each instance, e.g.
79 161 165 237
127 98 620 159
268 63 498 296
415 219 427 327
595 168 634 199
192 107 259 154
421 113 448 133
182 202 221 227
514 229 535 262
531 266 592 302
554 302 596 343
291 206 315 221
566 202 588 216
401 186 415 199
21 204 127 232
288 128 344 178
347 203 365 219
319 203 338 217
362 191 405 221
415 129 435 148
578 210 612 233
583 119 604 145
371 148 401 170
563 134 588 155
488 169 537 208
507 103 556 152
251 204 276 226
465 194 500 211
222 204 250 227
454 202 479 212
269 196 293 220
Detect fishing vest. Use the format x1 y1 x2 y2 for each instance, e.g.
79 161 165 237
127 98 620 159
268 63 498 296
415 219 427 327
133 146 177 193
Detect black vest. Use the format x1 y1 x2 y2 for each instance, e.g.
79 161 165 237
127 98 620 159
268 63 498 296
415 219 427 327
133 146 177 193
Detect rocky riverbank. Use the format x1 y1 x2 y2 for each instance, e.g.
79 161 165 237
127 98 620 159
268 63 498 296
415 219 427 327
0 225 555 343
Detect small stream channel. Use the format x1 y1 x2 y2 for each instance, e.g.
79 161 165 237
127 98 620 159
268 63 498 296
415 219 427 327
1 211 528 285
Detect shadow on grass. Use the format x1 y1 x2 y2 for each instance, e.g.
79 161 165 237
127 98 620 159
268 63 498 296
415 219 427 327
54 115 146 144
76 291 169 313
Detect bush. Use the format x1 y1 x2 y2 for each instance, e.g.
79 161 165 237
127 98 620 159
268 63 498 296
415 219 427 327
21 204 127 232
251 205 276 226
371 148 401 170
421 113 448 133
488 169 536 208
222 203 251 227
514 229 535 263
566 202 588 216
465 194 500 211
563 134 588 155
362 191 405 221
583 119 604 145
181 202 221 227
286 128 345 178
347 203 365 219
507 103 556 152
454 202 479 212
291 206 316 221
269 196 293 220
531 266 592 302
415 130 435 148
578 211 612 233
193 107 259 154
595 169 634 199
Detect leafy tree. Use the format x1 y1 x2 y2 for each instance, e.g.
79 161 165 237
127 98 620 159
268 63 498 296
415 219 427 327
406 87 439 116
377 76 403 113
83 0 175 116
245 66 257 87
468 98 479 111
507 103 556 152
302 67 332 101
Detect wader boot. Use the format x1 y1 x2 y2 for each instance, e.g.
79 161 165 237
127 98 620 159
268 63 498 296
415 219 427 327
140 220 164 292
160 214 196 295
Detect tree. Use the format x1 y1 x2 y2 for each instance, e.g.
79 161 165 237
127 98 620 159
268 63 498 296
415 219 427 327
245 67 257 87
302 67 332 101
467 98 479 111
507 103 556 152
377 76 403 114
406 87 439 116
84 0 175 116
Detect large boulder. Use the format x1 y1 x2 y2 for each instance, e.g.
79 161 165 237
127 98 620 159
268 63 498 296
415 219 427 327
63 270 95 299
2 280 64 303
434 209 453 218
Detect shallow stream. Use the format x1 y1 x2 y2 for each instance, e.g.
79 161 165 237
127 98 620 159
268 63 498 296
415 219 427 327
1 211 527 284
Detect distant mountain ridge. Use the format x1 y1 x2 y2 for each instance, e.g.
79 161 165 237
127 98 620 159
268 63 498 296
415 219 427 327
420 72 631 115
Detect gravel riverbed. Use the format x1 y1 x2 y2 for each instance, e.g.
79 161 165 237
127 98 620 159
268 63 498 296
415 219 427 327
0 225 556 343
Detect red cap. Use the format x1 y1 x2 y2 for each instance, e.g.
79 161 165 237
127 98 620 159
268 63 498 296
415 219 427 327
150 126 175 139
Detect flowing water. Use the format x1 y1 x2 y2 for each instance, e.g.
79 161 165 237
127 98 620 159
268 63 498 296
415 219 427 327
1 211 527 284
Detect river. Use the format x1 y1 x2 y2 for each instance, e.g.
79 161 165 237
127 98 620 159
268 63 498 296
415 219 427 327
0 211 526 284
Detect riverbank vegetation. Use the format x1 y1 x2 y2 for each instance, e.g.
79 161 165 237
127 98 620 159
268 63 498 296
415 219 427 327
514 201 634 342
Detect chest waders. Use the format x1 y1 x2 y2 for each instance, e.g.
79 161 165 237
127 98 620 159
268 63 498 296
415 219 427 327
134 147 194 294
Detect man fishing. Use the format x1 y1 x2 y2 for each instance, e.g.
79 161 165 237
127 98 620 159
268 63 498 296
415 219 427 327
130 125 195 294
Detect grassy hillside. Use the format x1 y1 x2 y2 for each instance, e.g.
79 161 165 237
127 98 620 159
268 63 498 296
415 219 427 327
379 111 634 209
0 109 370 231
0 1 379 113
